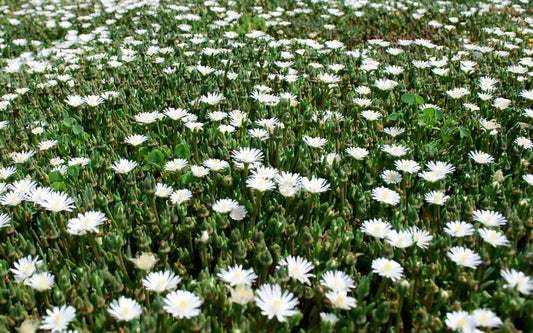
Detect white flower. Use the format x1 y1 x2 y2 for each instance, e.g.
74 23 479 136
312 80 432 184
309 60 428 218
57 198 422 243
10 255 43 282
200 92 225 105
124 134 148 146
501 269 533 295
135 111 161 124
170 189 192 205
382 144 409 157
345 147 369 160
361 218 392 239
301 176 330 193
40 305 76 332
320 312 339 324
523 174 533 185
111 159 137 174
229 284 255 305
142 271 181 293
381 170 402 184
395 159 421 174
361 110 382 121
84 95 104 106
203 159 230 172
0 213 11 229
325 291 357 310
154 183 173 198
254 284 299 322
277 256 315 285
108 296 142 321
446 87 470 99
447 246 482 269
444 221 475 237
418 171 446 182
230 205 248 220
469 150 495 164
41 191 76 212
374 78 398 90
303 136 327 148
246 175 276 192
165 159 188 172
424 191 450 205
426 161 455 176
317 73 340 84
514 137 533 149
217 265 257 286
320 270 355 292
445 311 476 333
472 309 502 328
493 97 511 110
129 252 158 271
64 95 84 107
38 140 58 151
213 199 239 213
386 230 414 248
163 290 202 319
371 187 401 206
67 211 107 235
472 210 507 227
408 227 433 249
24 272 54 291
384 127 405 137
371 258 404 281
11 150 36 163
190 165 209 177
231 147 264 164
478 228 509 247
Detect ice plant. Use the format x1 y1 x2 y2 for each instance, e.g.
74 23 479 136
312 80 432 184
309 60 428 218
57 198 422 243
254 284 299 322
163 290 202 319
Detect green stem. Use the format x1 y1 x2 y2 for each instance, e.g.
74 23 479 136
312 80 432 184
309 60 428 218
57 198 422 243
151 195 161 225
88 233 100 261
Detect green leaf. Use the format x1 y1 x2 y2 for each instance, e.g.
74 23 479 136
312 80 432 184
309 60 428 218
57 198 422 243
62 118 76 127
48 171 64 183
67 166 80 178
388 113 401 121
51 182 66 192
458 127 471 138
91 270 105 288
357 275 370 299
72 125 84 135
417 114 429 124
422 108 435 117
401 94 424 105
145 149 164 165
181 171 195 184
174 144 191 159
434 109 443 121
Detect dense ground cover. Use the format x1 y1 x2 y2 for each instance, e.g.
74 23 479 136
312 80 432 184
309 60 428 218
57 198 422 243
0 0 532 332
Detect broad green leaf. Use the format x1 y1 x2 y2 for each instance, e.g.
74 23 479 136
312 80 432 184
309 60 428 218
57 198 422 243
388 113 401 121
48 171 64 182
72 125 84 135
422 108 435 117
62 118 76 127
458 127 471 138
67 166 80 178
401 94 424 105
434 109 443 121
174 144 191 159
146 149 164 165
181 171 195 184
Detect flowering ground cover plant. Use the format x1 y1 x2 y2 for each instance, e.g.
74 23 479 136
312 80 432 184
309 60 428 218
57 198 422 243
0 0 532 331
